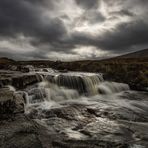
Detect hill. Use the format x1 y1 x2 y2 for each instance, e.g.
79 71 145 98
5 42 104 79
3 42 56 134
0 57 15 64
117 48 148 59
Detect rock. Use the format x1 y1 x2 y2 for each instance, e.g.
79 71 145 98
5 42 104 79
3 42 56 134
29 104 96 122
0 88 24 116
0 89 15 114
0 81 3 88
17 65 30 73
13 93 24 114
42 69 49 72
8 65 17 71
0 78 12 87
0 70 41 89
0 115 45 148
1 100 148 147
12 75 39 89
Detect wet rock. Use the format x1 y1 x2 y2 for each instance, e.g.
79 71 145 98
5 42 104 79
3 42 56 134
42 69 49 72
0 89 15 115
13 93 25 114
16 65 30 73
30 104 96 122
0 71 41 89
0 78 12 87
7 65 18 71
11 75 39 89
0 81 3 88
0 115 44 148
52 139 129 148
1 100 148 147
0 88 24 116
26 99 148 147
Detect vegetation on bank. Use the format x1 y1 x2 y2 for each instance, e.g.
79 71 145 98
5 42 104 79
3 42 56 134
50 58 148 91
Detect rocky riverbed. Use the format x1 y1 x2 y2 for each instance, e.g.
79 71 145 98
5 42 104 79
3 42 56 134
0 67 148 148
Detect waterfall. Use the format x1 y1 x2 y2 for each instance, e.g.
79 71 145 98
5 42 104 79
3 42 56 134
25 81 80 106
24 71 130 105
22 69 130 113
46 72 104 95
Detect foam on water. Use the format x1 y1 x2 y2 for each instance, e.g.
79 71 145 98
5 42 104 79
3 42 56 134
7 85 16 92
98 81 130 94
23 70 132 113
5 68 146 147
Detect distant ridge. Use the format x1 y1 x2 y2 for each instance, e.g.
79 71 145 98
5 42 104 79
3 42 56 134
0 57 15 64
0 48 148 64
117 48 148 58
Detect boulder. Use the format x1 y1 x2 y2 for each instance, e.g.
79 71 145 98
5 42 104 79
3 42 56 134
0 88 24 115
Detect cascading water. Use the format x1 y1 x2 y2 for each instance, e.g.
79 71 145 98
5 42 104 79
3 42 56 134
24 70 130 113
46 72 104 95
98 81 130 94
2 67 147 147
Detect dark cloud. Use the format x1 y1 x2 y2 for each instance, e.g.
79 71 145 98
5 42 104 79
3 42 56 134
0 0 148 60
98 20 148 52
0 0 67 43
0 48 49 60
110 10 134 17
61 20 148 54
75 0 99 9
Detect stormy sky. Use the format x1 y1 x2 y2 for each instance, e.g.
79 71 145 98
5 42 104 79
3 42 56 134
0 0 148 61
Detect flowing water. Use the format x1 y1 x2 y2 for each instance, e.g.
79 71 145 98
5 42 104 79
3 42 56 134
24 71 130 109
15 69 148 147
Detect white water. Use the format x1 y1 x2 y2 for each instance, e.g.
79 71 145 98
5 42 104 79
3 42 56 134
1 67 148 147
98 81 130 94
24 70 130 113
15 68 148 147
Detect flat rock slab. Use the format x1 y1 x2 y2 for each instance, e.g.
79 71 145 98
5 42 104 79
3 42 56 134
1 99 148 147
26 103 148 147
0 114 132 148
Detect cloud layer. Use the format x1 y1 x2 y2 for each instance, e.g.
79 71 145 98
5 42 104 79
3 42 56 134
0 0 148 60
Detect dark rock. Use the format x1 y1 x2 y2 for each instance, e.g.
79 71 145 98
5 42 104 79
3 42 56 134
0 88 24 116
36 104 96 122
0 78 12 87
0 81 3 88
17 65 30 73
52 139 129 148
0 115 44 148
1 100 148 147
12 75 39 89
0 70 42 89
8 65 17 71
